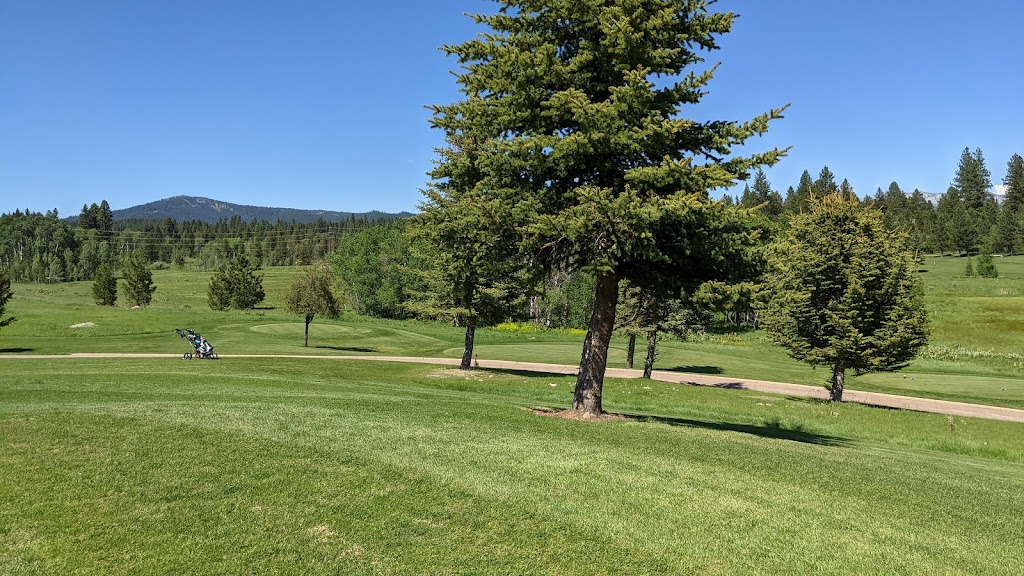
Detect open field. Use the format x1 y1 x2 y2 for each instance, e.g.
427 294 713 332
2 357 1023 574
3 255 1024 409
3 258 1024 573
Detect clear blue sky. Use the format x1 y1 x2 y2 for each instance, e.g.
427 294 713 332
2 0 1021 217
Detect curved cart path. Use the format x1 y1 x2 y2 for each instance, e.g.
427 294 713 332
4 352 1024 423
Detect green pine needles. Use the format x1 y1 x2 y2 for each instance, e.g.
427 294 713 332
763 195 929 401
431 0 787 415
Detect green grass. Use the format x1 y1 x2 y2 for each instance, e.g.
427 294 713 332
2 357 1023 574
4 258 1024 409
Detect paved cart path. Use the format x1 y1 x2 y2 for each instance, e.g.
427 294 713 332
4 352 1024 423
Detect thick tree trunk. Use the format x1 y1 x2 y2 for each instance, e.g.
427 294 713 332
643 330 658 379
461 318 476 370
830 366 845 402
573 272 619 416
304 314 313 347
626 334 636 369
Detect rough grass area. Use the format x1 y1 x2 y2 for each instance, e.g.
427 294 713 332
1 358 1023 574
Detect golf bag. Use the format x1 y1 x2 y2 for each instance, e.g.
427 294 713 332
175 328 217 359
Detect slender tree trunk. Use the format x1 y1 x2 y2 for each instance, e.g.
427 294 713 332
830 365 845 402
626 334 636 369
461 317 476 370
304 314 312 347
573 272 619 416
643 330 658 379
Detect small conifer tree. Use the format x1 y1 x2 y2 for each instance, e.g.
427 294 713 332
122 256 156 308
0 271 16 329
92 263 118 306
976 253 998 278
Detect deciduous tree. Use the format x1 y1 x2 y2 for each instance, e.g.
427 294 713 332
763 194 928 402
286 261 340 347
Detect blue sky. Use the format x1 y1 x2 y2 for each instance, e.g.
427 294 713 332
2 0 1021 217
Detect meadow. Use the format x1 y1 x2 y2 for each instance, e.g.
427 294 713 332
2 256 1024 573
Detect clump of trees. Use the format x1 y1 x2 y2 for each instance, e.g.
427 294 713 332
286 262 340 347
763 195 928 401
208 254 265 311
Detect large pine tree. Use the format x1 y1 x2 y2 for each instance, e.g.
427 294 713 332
432 1 786 416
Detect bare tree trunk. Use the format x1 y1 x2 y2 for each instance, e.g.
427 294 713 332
460 318 476 370
573 272 619 416
304 314 313 347
643 330 658 379
830 366 845 402
626 334 636 369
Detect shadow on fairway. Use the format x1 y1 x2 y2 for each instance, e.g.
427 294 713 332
315 345 377 353
626 413 849 447
667 365 724 375
0 348 35 354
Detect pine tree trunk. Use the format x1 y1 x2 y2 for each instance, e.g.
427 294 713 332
643 330 658 379
626 334 636 369
830 366 845 402
304 314 312 347
461 318 476 370
572 272 619 416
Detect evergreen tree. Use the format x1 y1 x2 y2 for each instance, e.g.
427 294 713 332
207 254 265 311
412 130 528 369
91 263 117 306
954 147 993 211
976 253 998 278
432 0 784 416
0 271 16 330
1004 153 1024 214
813 166 838 197
838 179 857 202
763 195 928 402
615 282 709 378
285 261 340 347
964 258 976 277
786 171 814 213
122 255 156 307
749 169 784 217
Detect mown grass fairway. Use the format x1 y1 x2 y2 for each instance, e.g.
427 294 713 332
2 357 1023 574
4 256 1024 408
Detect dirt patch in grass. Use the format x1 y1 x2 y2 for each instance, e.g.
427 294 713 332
70 322 97 329
527 406 626 423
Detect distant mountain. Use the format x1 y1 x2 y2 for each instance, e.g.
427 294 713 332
110 195 414 224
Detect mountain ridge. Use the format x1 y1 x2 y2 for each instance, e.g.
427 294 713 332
110 195 414 224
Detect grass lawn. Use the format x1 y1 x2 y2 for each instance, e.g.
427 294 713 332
4 256 1024 408
2 357 1023 574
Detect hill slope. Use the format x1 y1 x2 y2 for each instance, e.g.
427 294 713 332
112 195 413 223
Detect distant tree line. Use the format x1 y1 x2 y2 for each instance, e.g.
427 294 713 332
730 148 1024 257
0 207 388 283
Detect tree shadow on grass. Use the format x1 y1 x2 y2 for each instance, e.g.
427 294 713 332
0 348 35 354
665 365 724 375
315 346 376 353
474 367 577 379
625 413 849 446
